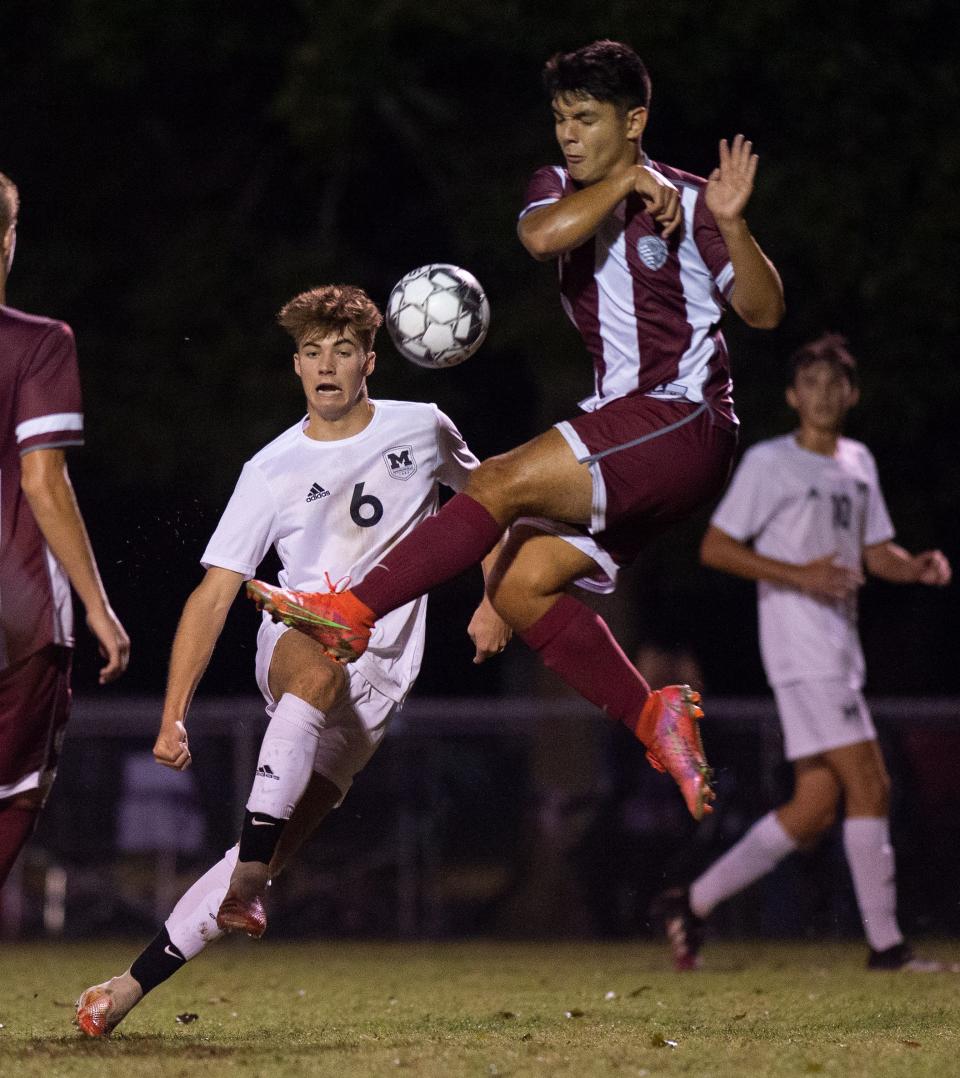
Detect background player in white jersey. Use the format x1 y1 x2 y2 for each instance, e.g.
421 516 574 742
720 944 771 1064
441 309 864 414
243 41 786 824
0 171 129 888
75 284 508 1036
659 334 952 972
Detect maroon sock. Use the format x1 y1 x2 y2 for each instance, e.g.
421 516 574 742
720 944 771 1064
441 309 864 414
354 493 503 617
521 594 652 739
0 801 39 888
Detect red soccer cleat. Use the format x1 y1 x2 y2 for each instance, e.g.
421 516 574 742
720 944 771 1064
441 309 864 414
215 892 268 939
654 887 705 972
640 685 715 821
75 975 142 1037
246 579 374 662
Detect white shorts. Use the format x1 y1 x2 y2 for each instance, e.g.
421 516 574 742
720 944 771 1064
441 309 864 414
772 679 877 761
512 516 618 595
255 617 397 800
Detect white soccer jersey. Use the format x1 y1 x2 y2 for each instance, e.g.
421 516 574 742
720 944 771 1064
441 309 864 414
201 399 478 702
711 434 894 687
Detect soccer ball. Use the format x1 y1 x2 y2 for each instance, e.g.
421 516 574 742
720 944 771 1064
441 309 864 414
386 263 490 369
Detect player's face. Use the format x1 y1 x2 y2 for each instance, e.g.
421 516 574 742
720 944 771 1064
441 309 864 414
294 326 376 423
551 93 646 185
786 360 859 433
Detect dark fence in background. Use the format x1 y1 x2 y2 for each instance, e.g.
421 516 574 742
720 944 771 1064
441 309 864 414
3 697 959 943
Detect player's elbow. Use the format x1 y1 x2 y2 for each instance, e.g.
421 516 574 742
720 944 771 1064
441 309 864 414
699 528 728 570
518 219 559 262
739 297 785 330
752 303 786 330
519 233 556 262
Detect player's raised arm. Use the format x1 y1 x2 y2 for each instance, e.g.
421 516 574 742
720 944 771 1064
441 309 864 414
153 566 245 770
19 447 130 684
706 135 785 329
520 166 635 261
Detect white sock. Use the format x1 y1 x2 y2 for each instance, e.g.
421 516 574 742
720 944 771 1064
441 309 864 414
843 816 903 952
165 845 238 959
246 694 324 821
690 811 797 918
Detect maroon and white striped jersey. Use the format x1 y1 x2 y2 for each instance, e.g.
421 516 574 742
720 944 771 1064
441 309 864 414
1 306 84 670
520 158 737 426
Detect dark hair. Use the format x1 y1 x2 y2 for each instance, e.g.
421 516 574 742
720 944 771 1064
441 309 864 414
543 39 651 111
0 171 19 235
788 333 858 387
277 284 383 353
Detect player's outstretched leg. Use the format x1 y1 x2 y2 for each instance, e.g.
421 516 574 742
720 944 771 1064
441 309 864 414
636 686 715 821
76 849 237 1036
246 579 374 663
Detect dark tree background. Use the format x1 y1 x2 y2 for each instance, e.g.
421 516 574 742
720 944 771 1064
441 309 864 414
2 0 957 697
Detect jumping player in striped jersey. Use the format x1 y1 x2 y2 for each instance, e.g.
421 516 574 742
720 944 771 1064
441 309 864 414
0 171 129 889
75 284 509 1036
244 40 785 821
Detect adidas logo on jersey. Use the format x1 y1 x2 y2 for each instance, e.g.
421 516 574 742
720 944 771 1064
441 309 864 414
306 482 331 502
256 764 281 781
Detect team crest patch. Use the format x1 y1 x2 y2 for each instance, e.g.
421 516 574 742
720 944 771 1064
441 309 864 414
384 445 417 480
637 234 669 271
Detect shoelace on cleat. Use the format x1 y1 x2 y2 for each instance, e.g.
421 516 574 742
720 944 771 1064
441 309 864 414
322 571 352 594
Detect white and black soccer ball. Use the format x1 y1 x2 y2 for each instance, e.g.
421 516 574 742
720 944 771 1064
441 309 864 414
386 263 490 369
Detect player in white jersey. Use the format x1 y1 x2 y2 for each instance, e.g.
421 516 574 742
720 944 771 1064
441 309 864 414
658 334 953 973
76 284 508 1036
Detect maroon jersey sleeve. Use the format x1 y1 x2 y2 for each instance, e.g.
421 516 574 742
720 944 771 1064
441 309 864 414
15 321 84 454
519 166 568 219
692 189 734 299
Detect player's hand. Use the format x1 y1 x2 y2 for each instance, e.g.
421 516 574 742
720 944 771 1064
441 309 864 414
634 166 682 238
468 597 513 664
914 549 952 586
705 134 758 225
797 554 864 601
85 603 131 685
153 719 192 771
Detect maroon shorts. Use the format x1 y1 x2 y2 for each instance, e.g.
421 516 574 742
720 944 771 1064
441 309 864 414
555 396 736 570
0 645 72 801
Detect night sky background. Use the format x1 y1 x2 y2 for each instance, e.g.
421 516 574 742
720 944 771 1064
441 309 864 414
3 0 958 702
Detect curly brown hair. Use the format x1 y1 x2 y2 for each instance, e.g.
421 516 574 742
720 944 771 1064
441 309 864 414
0 171 19 236
277 284 383 353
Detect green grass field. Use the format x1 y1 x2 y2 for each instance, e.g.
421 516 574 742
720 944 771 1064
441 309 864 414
1 939 958 1077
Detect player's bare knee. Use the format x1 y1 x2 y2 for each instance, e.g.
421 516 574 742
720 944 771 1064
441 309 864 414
286 661 346 713
852 774 890 817
810 801 838 836
842 763 890 817
465 455 523 521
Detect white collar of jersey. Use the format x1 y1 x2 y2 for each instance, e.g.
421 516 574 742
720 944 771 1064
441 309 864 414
298 401 382 447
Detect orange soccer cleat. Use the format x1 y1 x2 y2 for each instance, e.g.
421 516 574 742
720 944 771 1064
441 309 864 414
75 975 142 1037
640 685 715 821
215 892 268 939
246 579 374 663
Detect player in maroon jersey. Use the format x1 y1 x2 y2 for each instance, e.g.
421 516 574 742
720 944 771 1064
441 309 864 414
0 171 130 886
244 41 785 820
